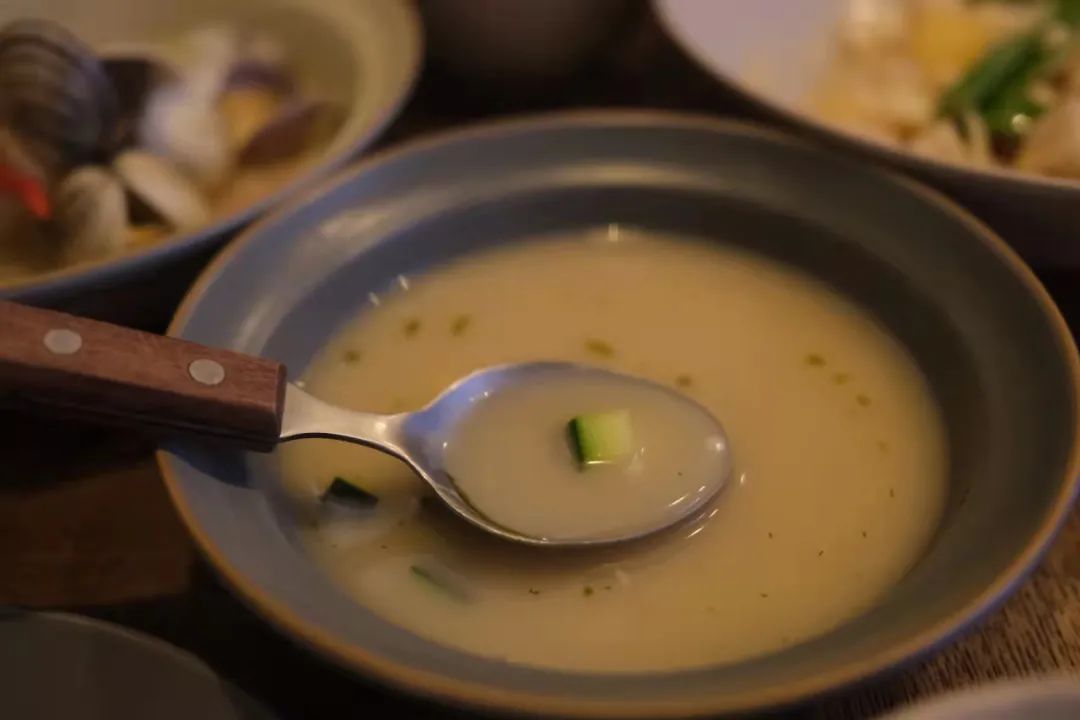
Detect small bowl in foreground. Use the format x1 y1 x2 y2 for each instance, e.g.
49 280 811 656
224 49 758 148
0 609 276 719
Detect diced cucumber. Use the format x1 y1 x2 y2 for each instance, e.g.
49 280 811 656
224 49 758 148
322 476 378 507
410 563 472 602
938 31 1044 122
1056 0 1080 27
568 410 633 466
939 0 1080 139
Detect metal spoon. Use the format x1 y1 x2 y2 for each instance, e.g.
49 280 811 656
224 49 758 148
0 301 731 547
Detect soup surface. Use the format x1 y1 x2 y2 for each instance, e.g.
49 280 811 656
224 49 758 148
443 365 731 541
279 228 948 672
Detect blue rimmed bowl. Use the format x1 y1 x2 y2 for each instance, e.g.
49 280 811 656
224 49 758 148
159 112 1080 718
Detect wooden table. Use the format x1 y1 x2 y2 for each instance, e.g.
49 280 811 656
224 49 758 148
3 6 1080 718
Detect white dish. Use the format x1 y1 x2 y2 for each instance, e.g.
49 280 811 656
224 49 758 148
656 0 1080 267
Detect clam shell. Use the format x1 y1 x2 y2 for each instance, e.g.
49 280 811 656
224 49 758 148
114 150 210 230
102 48 180 153
138 81 231 190
54 165 129 263
131 26 249 189
0 19 116 178
132 27 251 190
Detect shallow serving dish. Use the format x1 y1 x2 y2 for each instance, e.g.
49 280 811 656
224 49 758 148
656 0 1080 268
0 0 421 321
159 112 1080 717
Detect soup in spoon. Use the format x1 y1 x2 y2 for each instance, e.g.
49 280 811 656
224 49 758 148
443 366 730 541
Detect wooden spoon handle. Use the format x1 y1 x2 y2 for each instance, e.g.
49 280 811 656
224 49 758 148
0 301 286 450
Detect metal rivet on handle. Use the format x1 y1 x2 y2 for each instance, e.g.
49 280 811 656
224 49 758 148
189 358 226 386
43 328 83 355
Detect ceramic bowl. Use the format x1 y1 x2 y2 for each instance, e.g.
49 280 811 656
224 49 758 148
0 0 421 323
655 0 1080 268
0 610 275 719
159 112 1080 718
881 678 1080 720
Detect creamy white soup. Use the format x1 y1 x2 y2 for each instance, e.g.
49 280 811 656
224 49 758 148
279 228 948 672
444 366 730 541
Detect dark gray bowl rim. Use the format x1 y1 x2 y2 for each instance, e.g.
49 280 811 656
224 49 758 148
0 0 423 303
158 110 1080 718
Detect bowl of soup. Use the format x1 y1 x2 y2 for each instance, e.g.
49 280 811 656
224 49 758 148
159 112 1080 717
0 0 420 323
655 0 1080 268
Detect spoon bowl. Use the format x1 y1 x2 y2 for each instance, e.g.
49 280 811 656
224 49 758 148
279 362 733 547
